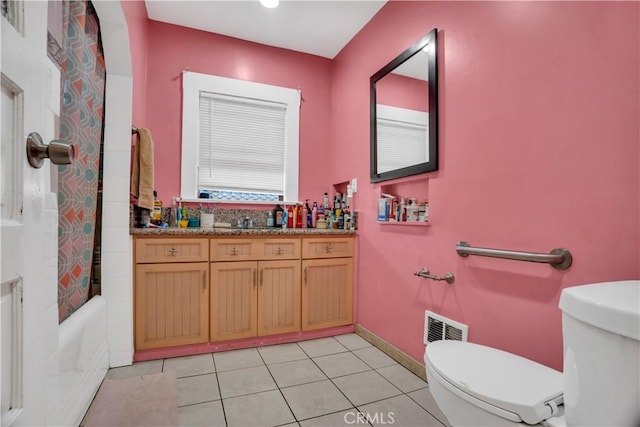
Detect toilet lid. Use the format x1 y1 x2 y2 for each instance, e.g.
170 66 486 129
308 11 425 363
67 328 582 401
425 340 563 425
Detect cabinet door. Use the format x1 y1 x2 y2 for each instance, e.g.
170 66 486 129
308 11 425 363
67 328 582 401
210 261 258 341
135 263 209 350
258 260 301 336
301 257 353 331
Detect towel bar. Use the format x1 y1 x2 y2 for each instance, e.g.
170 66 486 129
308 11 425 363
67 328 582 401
456 241 572 270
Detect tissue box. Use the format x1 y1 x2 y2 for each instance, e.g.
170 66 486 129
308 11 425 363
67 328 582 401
377 198 388 221
200 213 214 228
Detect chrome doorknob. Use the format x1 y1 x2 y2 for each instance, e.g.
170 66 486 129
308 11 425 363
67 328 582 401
26 132 74 169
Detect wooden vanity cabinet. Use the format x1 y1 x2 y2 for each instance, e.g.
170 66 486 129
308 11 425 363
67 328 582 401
133 234 354 350
210 238 301 341
301 237 354 331
134 238 210 350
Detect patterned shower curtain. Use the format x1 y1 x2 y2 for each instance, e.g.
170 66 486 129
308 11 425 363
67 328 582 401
57 0 106 322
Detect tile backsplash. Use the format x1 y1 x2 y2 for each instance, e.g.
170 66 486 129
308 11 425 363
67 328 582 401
159 207 270 228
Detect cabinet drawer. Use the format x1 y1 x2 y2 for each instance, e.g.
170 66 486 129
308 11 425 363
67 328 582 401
210 239 257 261
255 238 301 260
302 237 353 259
135 238 209 263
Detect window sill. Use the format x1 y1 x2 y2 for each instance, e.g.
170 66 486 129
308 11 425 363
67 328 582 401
180 198 300 205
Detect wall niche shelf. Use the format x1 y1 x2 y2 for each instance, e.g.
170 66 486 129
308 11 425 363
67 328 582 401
376 174 430 224
377 221 430 226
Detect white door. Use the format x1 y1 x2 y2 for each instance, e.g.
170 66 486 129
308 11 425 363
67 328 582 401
2 2 62 426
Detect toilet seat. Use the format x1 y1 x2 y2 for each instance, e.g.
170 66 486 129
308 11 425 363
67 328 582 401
425 341 564 425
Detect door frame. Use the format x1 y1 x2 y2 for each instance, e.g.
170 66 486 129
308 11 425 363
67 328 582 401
91 2 134 368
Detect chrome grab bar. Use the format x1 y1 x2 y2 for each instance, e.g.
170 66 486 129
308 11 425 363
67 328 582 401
414 268 455 284
456 241 572 270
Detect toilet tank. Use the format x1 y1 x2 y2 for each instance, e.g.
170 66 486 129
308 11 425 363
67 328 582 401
559 280 640 427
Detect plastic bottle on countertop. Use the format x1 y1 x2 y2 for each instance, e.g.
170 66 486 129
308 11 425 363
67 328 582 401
282 206 288 229
267 211 274 227
293 204 299 228
287 205 294 228
305 200 312 228
311 202 318 228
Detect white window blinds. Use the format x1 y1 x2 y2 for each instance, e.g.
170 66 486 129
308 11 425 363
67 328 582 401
376 105 428 174
198 92 286 195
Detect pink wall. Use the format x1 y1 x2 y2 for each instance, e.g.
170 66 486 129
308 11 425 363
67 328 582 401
332 1 639 370
120 1 640 371
121 0 149 193
143 21 333 203
121 0 149 129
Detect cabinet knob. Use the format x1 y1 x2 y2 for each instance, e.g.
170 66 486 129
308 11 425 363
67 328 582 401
168 248 178 256
276 247 284 254
325 243 333 253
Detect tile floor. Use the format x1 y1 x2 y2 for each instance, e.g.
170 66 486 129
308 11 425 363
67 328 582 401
92 334 450 427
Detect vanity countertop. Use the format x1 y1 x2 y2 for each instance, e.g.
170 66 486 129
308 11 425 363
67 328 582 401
130 227 356 236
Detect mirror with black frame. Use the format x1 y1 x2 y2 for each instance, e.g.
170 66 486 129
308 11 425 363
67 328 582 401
370 28 438 182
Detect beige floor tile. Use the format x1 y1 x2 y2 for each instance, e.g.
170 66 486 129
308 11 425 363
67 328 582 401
163 354 215 378
376 364 428 393
333 333 371 350
333 370 402 406
281 380 352 420
313 352 370 378
407 387 450 426
105 359 163 380
359 394 443 427
268 358 327 388
178 400 226 427
297 337 348 358
217 365 277 398
258 343 309 364
299 409 362 427
224 389 295 427
177 373 220 407
214 347 264 372
352 346 397 369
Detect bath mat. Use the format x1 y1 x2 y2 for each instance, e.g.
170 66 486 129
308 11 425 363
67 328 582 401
84 371 178 426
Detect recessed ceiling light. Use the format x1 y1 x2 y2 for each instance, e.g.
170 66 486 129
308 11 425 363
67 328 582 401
260 0 279 8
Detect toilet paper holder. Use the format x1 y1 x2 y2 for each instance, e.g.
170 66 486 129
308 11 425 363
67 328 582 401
414 267 455 285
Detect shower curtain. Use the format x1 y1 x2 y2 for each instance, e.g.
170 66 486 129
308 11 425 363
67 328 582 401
57 0 106 322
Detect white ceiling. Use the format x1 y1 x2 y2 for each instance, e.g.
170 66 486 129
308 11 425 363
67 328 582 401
145 0 387 59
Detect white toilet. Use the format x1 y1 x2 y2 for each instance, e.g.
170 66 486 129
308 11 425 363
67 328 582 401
424 280 640 426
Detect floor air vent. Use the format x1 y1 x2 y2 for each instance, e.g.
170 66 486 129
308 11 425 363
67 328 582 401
424 311 468 344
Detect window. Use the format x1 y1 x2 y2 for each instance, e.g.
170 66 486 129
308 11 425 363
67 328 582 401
181 71 300 202
376 104 428 174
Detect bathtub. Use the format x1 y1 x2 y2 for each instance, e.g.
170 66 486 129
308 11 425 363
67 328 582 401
58 296 109 426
